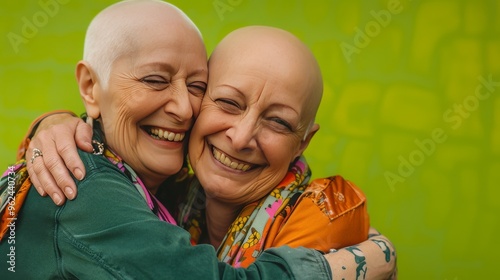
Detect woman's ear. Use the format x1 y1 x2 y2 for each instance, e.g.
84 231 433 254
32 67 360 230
76 61 100 119
294 123 320 159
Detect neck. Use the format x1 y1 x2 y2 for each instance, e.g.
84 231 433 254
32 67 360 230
142 179 159 195
142 175 170 195
204 197 241 249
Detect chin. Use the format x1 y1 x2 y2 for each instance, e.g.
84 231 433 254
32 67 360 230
153 158 183 175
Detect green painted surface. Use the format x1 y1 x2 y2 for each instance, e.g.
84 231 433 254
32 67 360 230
1 1 498 278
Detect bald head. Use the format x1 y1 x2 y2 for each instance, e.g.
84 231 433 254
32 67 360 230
209 26 323 132
83 0 202 88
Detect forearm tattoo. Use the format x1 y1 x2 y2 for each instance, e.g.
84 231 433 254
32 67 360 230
344 246 367 280
339 234 396 280
372 238 393 263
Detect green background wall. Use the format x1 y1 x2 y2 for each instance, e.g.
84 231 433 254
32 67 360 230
1 0 498 278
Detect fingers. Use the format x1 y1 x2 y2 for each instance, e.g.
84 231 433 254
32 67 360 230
27 160 46 197
27 127 81 204
26 114 91 205
54 126 87 183
75 119 94 153
35 114 90 182
27 143 68 206
59 119 91 185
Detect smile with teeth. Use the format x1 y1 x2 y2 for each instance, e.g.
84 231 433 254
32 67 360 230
212 147 252 171
148 127 185 142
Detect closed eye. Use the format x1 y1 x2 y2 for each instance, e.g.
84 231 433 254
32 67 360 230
269 117 293 131
215 98 241 114
188 82 207 97
141 75 169 90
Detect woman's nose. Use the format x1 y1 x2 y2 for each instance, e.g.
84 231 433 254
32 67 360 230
225 115 258 152
163 83 194 122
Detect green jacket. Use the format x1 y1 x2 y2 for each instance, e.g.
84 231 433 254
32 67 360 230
0 150 331 279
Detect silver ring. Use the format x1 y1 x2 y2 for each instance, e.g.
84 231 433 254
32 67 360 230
30 148 43 164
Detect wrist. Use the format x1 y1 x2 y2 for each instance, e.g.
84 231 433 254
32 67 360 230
17 110 77 160
28 110 77 139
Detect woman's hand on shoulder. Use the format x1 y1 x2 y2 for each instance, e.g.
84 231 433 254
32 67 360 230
27 113 93 205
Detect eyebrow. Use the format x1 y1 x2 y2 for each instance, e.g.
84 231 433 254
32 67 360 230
269 103 300 120
218 84 301 117
217 84 245 96
138 62 206 76
139 62 175 71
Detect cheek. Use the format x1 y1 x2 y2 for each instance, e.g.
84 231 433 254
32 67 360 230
262 134 302 169
188 111 215 171
192 106 225 138
190 95 203 117
100 113 136 152
99 100 146 155
100 87 135 118
100 102 137 135
188 134 203 172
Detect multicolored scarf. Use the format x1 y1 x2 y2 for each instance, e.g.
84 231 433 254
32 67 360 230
177 156 311 267
0 137 177 242
0 160 30 241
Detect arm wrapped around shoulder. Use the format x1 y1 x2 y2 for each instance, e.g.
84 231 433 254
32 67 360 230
267 176 370 252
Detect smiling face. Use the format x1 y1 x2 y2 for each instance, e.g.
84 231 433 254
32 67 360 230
188 26 322 205
79 2 207 190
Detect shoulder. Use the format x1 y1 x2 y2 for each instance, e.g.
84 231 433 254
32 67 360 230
269 175 370 251
59 150 159 234
75 150 129 188
67 150 143 212
302 175 367 219
78 149 120 176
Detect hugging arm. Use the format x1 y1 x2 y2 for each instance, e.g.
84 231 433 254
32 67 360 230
52 150 332 279
325 227 397 279
23 112 92 205
25 111 397 279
